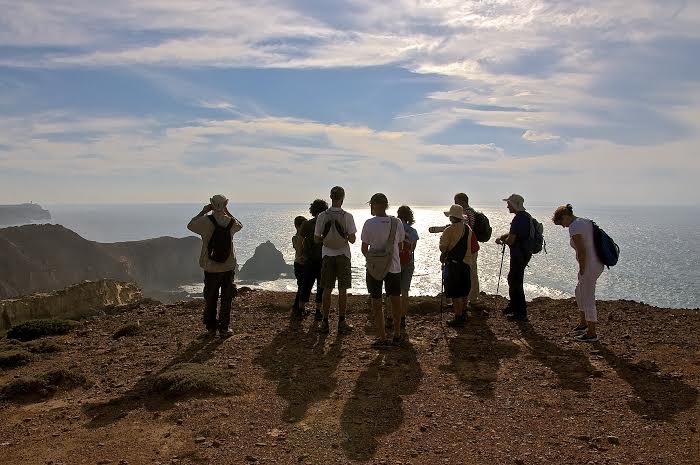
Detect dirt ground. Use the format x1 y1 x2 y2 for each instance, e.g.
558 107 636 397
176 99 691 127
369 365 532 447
1 290 698 465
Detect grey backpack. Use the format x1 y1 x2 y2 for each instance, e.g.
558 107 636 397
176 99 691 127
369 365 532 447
365 217 398 281
322 210 348 250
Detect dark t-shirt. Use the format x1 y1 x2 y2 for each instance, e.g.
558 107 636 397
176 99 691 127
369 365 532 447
509 211 531 257
300 218 321 262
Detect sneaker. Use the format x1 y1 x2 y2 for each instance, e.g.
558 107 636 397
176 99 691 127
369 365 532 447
319 319 330 333
337 319 353 334
314 310 323 321
575 333 599 343
219 328 234 339
446 315 466 327
506 314 528 322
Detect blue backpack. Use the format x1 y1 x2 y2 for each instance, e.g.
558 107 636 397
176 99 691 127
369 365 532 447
592 222 620 268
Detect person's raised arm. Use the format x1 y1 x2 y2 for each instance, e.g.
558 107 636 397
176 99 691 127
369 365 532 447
187 204 212 234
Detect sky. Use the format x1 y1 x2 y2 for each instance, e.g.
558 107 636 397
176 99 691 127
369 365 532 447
0 0 699 206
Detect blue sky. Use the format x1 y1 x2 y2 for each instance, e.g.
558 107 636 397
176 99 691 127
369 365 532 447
0 0 699 206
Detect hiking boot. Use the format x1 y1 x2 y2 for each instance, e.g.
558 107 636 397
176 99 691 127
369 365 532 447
573 324 588 335
291 307 304 319
392 332 408 346
501 305 514 316
202 328 217 338
575 333 599 343
337 319 353 334
506 314 528 322
385 317 393 329
400 316 406 328
446 315 466 327
314 310 323 321
319 319 330 333
219 328 234 339
371 338 392 349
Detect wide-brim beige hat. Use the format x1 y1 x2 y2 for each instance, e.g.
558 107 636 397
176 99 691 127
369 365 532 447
502 194 525 211
444 204 464 219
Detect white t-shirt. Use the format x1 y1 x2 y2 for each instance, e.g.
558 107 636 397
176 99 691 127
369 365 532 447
314 207 357 258
361 216 406 274
569 217 603 269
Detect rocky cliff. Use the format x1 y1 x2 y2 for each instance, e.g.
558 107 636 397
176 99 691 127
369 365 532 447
0 224 202 299
0 279 143 331
0 203 51 225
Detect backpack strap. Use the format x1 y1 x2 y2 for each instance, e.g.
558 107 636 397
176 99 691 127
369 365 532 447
384 217 398 254
208 214 234 231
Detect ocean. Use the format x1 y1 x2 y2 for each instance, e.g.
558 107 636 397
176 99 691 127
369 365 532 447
44 203 699 310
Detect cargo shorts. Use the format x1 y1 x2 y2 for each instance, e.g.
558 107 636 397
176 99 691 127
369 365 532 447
320 254 352 290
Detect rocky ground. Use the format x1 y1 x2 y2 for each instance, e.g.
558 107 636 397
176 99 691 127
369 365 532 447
0 290 698 465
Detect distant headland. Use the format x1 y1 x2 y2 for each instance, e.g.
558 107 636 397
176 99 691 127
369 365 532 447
0 203 51 226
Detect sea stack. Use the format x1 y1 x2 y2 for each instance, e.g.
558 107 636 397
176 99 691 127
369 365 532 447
238 241 294 282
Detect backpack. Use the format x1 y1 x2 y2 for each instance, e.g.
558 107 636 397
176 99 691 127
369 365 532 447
472 210 492 242
366 217 398 281
592 221 620 268
399 239 413 265
523 214 546 255
207 215 234 263
322 210 348 250
302 218 323 263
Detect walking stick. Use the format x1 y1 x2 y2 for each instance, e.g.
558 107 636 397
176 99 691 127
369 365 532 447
495 243 506 312
440 264 445 323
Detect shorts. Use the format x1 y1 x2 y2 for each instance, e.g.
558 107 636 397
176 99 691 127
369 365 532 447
444 261 471 299
320 254 352 290
366 271 401 298
400 261 415 292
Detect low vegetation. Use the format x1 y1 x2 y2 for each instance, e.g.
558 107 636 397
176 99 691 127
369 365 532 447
0 349 33 369
0 368 88 402
151 363 244 397
7 319 77 342
112 323 141 340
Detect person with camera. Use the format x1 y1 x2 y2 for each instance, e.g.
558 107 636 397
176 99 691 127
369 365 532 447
187 194 243 338
439 204 479 327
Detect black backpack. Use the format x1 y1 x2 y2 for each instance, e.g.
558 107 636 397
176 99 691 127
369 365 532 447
207 215 234 263
302 218 323 263
592 221 620 268
446 225 470 263
522 213 546 255
471 210 492 242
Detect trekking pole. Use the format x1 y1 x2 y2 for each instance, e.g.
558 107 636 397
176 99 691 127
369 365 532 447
439 264 445 324
495 243 506 312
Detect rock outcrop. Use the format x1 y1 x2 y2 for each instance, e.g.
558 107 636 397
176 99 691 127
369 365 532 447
0 203 51 226
0 224 202 299
0 279 142 331
238 241 294 282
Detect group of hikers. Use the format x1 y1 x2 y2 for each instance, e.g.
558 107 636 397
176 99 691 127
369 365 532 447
187 187 619 346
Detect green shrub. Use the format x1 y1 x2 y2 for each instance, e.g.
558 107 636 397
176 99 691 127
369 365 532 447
7 319 77 342
0 350 33 369
151 363 243 397
112 323 141 340
0 368 87 402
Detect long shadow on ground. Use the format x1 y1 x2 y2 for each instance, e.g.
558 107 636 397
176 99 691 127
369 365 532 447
440 316 520 398
517 322 594 392
599 346 698 421
82 336 224 428
253 318 342 422
341 344 423 461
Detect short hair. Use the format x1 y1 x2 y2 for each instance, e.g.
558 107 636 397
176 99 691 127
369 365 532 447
397 205 415 225
330 186 345 201
294 215 307 229
454 193 469 204
552 203 574 224
309 198 329 217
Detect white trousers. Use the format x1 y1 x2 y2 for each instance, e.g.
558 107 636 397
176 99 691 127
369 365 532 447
575 264 604 322
468 251 479 304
